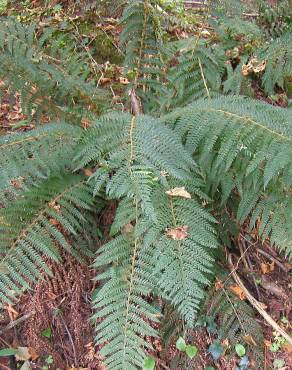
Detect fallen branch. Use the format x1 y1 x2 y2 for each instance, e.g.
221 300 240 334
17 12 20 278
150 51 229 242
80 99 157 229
228 254 292 345
0 311 35 336
257 248 288 273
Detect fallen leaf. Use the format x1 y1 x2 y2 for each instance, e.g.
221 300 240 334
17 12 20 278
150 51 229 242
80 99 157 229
28 347 38 361
264 339 271 347
99 77 111 85
229 285 246 300
15 347 31 361
253 60 266 73
215 279 224 291
165 187 191 199
282 343 292 353
243 334 257 346
166 226 189 240
6 304 19 321
10 178 23 189
81 118 91 129
119 77 129 85
260 261 274 274
83 168 93 177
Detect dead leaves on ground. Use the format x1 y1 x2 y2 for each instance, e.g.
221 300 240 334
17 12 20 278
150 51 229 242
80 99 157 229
241 57 266 76
229 284 246 300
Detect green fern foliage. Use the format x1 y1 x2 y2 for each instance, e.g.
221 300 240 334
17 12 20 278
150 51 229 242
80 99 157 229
0 18 105 122
257 32 292 95
0 124 82 204
0 174 97 306
120 0 164 112
76 112 219 367
162 96 292 255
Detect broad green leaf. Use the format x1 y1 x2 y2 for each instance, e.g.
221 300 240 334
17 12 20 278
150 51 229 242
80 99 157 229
0 348 18 356
41 327 52 338
143 356 155 370
235 343 246 357
186 344 198 359
176 337 187 352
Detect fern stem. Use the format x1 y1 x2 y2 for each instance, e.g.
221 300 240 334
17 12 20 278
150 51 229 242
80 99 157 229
198 57 210 99
134 0 149 89
122 197 140 365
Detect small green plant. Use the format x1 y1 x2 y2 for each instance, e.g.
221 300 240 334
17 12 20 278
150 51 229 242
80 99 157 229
270 334 287 353
176 337 198 359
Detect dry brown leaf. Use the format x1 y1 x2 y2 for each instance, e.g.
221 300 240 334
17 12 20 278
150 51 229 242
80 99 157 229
83 168 93 177
28 347 39 361
264 339 271 347
165 187 191 199
99 77 111 85
215 279 224 291
11 178 23 189
81 118 91 129
253 60 266 73
260 261 274 274
229 284 246 300
282 343 292 353
119 77 129 85
243 334 257 346
6 304 19 320
222 338 230 348
166 226 189 240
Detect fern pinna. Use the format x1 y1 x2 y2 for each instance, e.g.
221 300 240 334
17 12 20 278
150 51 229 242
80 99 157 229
0 2 292 369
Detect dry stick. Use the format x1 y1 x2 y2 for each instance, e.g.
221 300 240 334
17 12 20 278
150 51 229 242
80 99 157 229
0 311 35 336
257 248 288 273
59 315 77 367
228 254 292 345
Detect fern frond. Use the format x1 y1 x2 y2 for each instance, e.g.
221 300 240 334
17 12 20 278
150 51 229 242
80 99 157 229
0 18 106 122
150 184 218 327
0 174 97 306
162 96 292 253
257 32 292 95
0 123 82 204
80 112 219 367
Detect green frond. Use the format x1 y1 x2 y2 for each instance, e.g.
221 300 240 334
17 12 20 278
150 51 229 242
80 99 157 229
0 123 82 204
257 32 292 95
0 18 106 122
93 227 160 370
0 174 98 306
162 96 292 253
150 184 218 327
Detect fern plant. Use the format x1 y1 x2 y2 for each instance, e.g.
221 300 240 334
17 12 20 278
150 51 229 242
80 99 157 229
0 3 291 369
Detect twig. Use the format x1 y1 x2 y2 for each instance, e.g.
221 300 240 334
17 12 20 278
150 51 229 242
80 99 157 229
59 315 77 367
228 254 292 345
0 311 35 336
257 248 288 273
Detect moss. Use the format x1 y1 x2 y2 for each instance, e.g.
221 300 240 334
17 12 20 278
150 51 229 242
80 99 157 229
92 29 123 64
